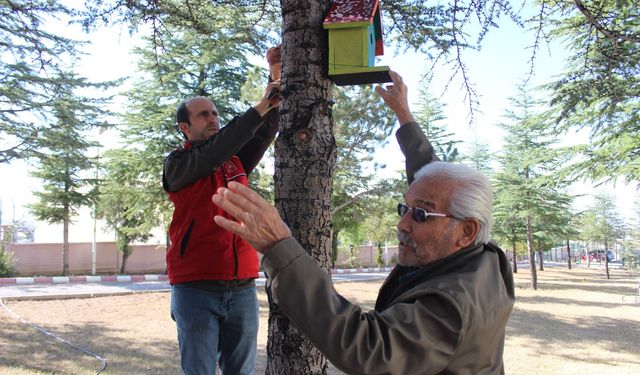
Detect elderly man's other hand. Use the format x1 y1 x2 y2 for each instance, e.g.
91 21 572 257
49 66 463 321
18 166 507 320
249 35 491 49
375 70 415 126
266 44 282 81
212 182 292 253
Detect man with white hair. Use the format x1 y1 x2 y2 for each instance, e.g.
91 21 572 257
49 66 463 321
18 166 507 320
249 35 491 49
212 71 515 375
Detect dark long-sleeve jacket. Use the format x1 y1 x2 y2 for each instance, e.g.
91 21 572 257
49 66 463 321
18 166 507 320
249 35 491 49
260 122 515 374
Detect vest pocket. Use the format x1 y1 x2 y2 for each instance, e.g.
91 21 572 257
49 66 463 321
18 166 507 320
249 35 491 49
180 219 195 257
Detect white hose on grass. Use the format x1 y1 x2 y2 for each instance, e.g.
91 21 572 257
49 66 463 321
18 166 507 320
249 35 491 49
0 297 107 374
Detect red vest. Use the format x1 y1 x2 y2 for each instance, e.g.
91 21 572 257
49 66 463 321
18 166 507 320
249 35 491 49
166 154 259 284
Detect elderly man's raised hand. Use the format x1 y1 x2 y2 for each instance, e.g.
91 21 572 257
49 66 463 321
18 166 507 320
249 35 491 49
212 182 292 254
375 70 416 126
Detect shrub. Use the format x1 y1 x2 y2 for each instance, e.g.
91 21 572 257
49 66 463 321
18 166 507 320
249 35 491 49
0 247 15 277
376 243 385 267
390 254 398 266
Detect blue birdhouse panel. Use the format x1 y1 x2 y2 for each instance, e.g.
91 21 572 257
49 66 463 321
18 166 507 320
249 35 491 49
367 24 375 66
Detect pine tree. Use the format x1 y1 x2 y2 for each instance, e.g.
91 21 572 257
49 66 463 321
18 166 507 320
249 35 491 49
28 72 111 275
493 83 573 289
544 0 640 183
0 1 81 162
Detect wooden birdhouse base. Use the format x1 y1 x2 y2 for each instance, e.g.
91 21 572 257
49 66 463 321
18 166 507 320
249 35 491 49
329 66 392 86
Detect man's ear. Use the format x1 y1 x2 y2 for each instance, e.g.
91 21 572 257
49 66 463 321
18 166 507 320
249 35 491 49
456 219 480 248
178 122 190 137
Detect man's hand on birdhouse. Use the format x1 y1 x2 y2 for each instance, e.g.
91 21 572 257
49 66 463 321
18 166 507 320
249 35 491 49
376 70 416 126
266 44 282 81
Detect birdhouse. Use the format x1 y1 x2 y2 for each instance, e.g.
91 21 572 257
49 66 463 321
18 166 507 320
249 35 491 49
323 0 391 86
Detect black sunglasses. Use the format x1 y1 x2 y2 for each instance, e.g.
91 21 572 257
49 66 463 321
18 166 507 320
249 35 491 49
397 203 455 223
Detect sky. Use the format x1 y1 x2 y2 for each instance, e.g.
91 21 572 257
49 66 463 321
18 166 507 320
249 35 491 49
0 7 637 244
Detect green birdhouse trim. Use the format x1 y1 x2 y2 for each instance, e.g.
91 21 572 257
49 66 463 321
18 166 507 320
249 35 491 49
323 0 391 86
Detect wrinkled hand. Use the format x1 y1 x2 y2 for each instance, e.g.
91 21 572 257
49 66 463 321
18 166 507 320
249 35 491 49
212 182 292 254
266 44 282 81
375 70 415 125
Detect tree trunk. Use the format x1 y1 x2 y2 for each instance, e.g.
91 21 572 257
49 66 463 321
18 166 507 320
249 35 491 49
511 241 517 273
120 245 131 275
537 241 544 271
526 215 537 290
566 239 572 270
604 238 610 279
538 249 544 271
585 243 591 267
62 211 69 276
269 1 334 373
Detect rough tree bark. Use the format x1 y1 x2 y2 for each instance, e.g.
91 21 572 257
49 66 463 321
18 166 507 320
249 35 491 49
267 1 335 373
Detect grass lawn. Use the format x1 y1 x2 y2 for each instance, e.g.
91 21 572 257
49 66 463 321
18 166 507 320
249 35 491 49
1 265 638 374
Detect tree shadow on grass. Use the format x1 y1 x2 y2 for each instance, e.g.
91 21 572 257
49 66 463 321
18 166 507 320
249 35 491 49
515 293 637 308
515 271 638 296
507 308 640 366
0 312 181 374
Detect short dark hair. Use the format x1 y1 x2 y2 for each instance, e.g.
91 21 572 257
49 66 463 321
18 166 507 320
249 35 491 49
176 100 190 140
176 101 190 124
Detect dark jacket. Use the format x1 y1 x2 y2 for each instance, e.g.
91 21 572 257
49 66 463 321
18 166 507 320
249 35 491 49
163 107 278 284
260 122 515 374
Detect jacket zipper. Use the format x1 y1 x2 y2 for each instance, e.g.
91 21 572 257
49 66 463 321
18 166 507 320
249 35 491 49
222 170 239 280
232 234 239 280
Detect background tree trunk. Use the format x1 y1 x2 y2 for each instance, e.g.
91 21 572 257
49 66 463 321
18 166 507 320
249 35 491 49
537 249 544 271
268 1 335 373
526 215 537 289
566 239 572 270
604 237 610 279
512 241 518 273
63 217 69 276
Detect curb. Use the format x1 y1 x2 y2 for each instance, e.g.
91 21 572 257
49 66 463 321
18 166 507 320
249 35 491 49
331 267 393 274
0 267 394 286
0 274 169 286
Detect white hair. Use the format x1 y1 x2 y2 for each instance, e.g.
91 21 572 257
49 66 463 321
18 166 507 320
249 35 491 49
413 161 494 244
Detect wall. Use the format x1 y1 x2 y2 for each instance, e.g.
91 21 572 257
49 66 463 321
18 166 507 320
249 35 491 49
6 241 399 276
335 244 399 268
6 242 166 276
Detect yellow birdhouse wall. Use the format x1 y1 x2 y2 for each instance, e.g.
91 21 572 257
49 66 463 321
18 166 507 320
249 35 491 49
327 26 371 75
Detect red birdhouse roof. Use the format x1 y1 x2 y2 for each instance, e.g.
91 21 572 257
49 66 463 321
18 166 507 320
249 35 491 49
323 0 380 24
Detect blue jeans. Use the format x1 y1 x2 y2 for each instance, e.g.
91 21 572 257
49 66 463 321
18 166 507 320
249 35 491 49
171 285 259 375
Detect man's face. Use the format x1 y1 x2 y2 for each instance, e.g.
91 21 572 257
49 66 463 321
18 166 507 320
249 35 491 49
179 98 220 141
396 177 466 267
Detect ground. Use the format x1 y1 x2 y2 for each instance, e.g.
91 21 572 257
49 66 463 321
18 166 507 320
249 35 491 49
0 266 638 374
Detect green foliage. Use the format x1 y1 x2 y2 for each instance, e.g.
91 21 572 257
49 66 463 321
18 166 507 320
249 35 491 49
578 193 625 247
28 72 110 225
492 82 577 278
543 0 640 183
99 148 155 273
0 247 14 277
461 137 494 176
331 85 400 251
414 85 460 161
0 0 83 162
389 253 398 266
621 248 639 274
106 23 261 241
360 196 400 256
249 160 275 203
376 245 385 267
0 226 16 277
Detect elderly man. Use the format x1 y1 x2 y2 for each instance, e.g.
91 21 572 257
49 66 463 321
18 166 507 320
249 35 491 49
212 71 515 375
